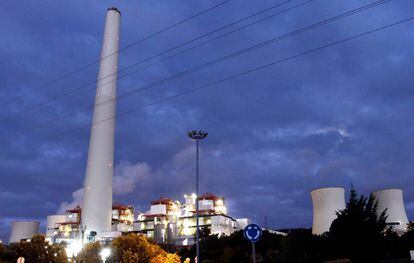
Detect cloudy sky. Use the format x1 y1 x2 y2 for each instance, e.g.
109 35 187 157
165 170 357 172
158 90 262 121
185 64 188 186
0 0 413 241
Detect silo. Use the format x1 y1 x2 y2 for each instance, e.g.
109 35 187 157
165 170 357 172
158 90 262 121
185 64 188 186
372 189 409 233
9 221 40 243
311 187 346 235
46 215 65 237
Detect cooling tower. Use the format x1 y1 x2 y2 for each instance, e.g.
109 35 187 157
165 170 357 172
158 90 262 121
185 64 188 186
311 187 346 235
372 189 409 233
46 215 65 237
9 221 40 243
81 7 121 240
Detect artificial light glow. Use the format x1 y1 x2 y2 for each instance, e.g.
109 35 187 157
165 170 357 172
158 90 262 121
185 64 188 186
65 240 82 258
100 248 111 261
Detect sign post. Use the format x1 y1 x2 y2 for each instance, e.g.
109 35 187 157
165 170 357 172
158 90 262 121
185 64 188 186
243 224 262 263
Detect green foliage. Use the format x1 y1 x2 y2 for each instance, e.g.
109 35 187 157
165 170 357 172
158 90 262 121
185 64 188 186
328 188 389 262
0 234 67 263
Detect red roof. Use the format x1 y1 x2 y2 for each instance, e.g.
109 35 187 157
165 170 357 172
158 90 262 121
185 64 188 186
113 202 129 210
141 213 167 219
66 205 81 213
151 197 173 206
199 192 220 201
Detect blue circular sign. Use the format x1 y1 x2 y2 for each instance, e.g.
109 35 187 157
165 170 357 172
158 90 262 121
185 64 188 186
243 224 262 243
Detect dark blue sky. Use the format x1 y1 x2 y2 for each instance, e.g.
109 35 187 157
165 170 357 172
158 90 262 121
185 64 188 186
1 0 414 242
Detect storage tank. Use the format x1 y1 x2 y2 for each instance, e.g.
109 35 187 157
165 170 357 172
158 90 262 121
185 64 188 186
46 215 65 237
372 189 409 234
311 187 346 235
9 221 40 243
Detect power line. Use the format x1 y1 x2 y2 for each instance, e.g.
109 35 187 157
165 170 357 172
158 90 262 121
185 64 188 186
1 0 301 122
47 16 413 141
29 0 390 132
1 0 232 105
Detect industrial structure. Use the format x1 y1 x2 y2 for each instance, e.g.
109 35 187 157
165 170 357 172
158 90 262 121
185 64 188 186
134 192 248 246
311 187 412 236
372 189 409 234
44 203 133 245
43 193 249 247
311 187 346 235
9 221 40 243
81 7 121 242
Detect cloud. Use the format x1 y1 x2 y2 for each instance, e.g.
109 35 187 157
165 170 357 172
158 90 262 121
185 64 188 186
2 0 414 241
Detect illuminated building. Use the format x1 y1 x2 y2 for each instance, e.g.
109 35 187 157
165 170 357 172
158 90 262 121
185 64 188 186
47 202 134 244
111 202 134 232
134 192 249 246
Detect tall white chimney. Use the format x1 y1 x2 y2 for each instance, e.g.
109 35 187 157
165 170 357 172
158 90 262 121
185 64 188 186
81 7 121 240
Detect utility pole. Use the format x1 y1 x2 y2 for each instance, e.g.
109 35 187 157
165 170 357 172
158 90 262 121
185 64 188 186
187 130 208 263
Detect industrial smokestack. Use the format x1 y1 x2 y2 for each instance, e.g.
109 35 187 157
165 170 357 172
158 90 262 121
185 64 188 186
81 7 121 240
311 187 346 235
372 189 409 234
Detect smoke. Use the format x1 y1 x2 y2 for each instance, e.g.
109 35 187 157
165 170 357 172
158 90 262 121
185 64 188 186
114 162 152 195
57 188 84 214
56 162 153 214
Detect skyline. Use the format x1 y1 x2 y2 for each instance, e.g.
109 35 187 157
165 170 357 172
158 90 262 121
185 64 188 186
1 0 414 242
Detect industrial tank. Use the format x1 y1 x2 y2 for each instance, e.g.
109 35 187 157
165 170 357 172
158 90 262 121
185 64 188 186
9 221 40 243
311 187 346 235
372 189 409 234
46 215 65 237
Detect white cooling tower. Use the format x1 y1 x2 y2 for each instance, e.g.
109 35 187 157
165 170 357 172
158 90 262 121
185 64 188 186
311 187 346 235
372 189 409 233
82 7 121 241
9 221 40 243
46 215 65 237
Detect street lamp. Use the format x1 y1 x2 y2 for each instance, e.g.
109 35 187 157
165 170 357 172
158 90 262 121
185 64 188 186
187 130 208 263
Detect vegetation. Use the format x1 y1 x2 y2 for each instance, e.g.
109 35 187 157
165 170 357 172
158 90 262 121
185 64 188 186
76 241 102 263
0 234 67 263
107 234 180 263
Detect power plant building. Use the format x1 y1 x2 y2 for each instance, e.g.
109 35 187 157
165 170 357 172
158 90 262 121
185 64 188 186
372 189 409 234
9 221 40 244
311 187 346 235
134 193 248 246
43 192 249 248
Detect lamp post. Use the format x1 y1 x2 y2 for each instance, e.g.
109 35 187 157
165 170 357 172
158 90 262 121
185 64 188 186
187 130 208 263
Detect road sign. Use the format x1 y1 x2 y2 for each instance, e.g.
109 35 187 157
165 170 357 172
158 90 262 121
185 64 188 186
243 224 262 243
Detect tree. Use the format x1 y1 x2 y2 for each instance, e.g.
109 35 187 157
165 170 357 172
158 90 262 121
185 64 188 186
76 241 102 263
1 234 67 263
328 188 388 262
109 234 179 263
